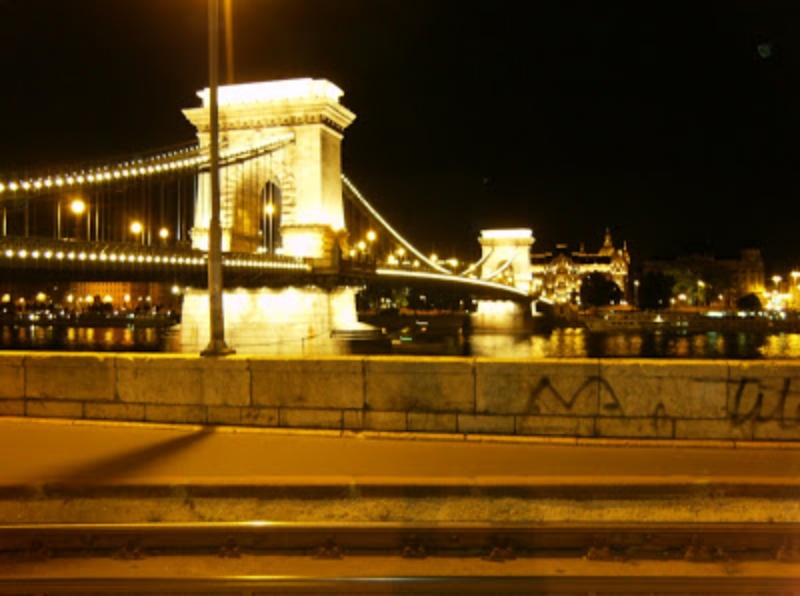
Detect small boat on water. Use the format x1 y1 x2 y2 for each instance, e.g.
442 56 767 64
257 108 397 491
580 309 800 333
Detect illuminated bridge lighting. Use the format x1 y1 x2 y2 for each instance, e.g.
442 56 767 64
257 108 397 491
376 268 529 297
342 175 452 275
0 134 294 198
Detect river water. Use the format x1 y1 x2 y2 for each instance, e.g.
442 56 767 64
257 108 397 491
3 324 800 359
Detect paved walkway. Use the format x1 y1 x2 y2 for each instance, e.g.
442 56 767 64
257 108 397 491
1 417 798 491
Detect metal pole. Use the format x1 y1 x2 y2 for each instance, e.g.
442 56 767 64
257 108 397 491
202 0 233 356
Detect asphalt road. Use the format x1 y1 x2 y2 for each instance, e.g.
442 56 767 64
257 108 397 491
1 418 798 491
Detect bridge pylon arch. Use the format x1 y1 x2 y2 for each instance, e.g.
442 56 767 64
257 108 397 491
183 78 356 265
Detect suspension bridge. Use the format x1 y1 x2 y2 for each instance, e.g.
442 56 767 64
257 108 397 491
0 78 533 352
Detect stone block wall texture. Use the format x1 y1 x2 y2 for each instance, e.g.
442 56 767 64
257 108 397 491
0 352 798 441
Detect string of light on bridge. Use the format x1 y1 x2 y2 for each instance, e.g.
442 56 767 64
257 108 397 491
0 134 295 198
376 268 530 297
341 175 453 275
1 246 309 271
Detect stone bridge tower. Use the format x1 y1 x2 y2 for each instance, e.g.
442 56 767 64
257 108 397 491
478 229 535 293
183 78 356 264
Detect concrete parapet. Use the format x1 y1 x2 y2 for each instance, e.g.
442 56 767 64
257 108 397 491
251 358 363 409
26 399 83 419
117 355 250 407
84 402 146 422
26 354 114 401
476 359 599 415
241 407 279 427
599 360 729 419
0 355 24 399
365 357 474 413
280 407 342 430
2 353 800 441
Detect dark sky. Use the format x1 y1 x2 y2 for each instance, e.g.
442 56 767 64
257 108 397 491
1 0 799 272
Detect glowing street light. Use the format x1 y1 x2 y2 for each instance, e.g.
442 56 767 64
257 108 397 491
70 198 86 216
159 227 169 245
130 221 144 245
64 198 88 240
773 275 782 291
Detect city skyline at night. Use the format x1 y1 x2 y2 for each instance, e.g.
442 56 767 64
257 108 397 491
0 0 798 272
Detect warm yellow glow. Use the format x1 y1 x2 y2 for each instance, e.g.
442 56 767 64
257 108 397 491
201 78 344 107
358 241 366 251
124 294 131 303
130 221 143 234
1 294 9 303
265 202 275 215
66 295 74 303
70 198 86 215
367 230 376 242
104 295 113 303
481 229 534 240
159 227 169 239
35 293 46 302
377 269 529 296
282 231 321 258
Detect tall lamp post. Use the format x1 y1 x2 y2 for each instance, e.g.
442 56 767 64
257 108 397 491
201 0 234 356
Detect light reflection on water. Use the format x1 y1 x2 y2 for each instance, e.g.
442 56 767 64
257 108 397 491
468 329 800 360
4 325 800 359
0 325 175 352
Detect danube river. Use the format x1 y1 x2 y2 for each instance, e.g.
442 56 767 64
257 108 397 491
3 324 800 359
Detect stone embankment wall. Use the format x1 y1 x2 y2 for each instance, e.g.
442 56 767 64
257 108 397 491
0 353 797 441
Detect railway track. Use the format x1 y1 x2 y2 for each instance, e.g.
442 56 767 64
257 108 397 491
1 521 799 593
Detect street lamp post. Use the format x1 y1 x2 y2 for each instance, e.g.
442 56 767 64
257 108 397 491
201 0 233 357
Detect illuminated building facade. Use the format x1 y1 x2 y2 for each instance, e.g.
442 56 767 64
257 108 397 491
530 229 631 304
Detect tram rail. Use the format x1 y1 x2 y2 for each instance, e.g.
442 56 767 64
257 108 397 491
1 520 799 593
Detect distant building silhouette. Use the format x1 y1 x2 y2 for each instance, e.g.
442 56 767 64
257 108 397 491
643 249 765 307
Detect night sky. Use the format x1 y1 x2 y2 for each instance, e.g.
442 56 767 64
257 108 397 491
1 0 799 272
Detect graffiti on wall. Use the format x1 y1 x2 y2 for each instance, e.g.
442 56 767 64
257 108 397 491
519 371 800 434
729 378 799 428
